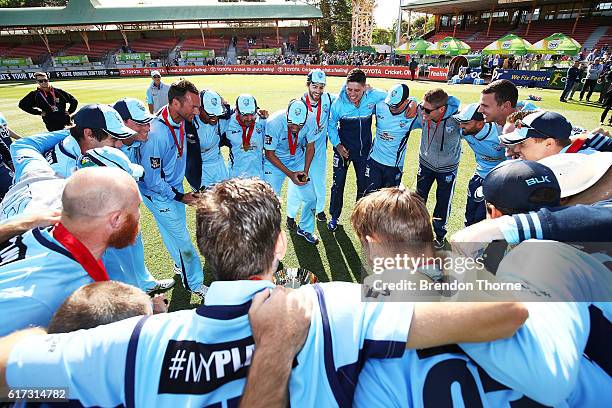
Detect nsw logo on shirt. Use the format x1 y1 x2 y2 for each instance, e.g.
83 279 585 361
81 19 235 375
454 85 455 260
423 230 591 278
150 157 161 169
158 337 255 394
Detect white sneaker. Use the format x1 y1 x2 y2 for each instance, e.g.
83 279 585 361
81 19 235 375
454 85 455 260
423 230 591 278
146 279 175 295
192 284 209 300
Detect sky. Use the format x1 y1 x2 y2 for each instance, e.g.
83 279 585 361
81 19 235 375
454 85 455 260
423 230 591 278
374 0 402 29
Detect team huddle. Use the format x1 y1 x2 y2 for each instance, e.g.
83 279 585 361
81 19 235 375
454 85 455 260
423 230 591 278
0 68 611 406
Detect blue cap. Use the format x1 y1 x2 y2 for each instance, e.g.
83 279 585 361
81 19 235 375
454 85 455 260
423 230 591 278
384 84 409 107
236 94 257 115
79 146 144 180
113 98 155 124
307 69 326 85
453 103 484 122
200 90 224 116
483 160 560 212
73 104 136 139
500 111 572 145
286 99 308 126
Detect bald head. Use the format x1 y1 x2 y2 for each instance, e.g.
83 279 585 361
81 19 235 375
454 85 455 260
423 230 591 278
62 167 139 220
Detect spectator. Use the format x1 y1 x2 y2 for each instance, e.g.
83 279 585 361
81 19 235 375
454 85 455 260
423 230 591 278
560 60 581 102
409 58 419 80
146 70 170 114
18 72 78 132
580 58 603 102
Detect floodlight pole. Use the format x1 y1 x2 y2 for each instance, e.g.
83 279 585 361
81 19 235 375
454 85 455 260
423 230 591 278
571 1 583 36
486 6 495 37
525 1 536 37
395 1 402 46
452 12 458 37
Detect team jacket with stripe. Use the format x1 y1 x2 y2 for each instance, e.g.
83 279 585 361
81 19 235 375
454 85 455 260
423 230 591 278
327 86 387 160
7 281 411 407
0 226 93 336
414 95 462 173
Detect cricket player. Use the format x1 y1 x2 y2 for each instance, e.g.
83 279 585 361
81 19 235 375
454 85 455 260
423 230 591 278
185 89 229 191
223 94 267 179
0 178 527 407
0 166 142 336
327 68 387 232
146 70 170 114
363 83 418 195
138 80 207 299
112 97 155 163
287 69 335 227
264 100 318 244
21 104 129 178
453 103 506 226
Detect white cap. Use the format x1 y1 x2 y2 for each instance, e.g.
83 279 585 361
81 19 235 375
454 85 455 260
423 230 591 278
151 70 161 78
201 90 224 116
538 152 612 198
112 98 155 124
79 146 144 180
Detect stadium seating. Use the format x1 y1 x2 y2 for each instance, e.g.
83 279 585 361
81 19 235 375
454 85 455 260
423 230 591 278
3 41 69 62
181 36 228 55
129 37 179 56
515 19 599 47
62 40 122 60
593 26 612 50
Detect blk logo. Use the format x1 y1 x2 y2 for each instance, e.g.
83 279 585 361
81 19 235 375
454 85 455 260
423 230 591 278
525 176 550 186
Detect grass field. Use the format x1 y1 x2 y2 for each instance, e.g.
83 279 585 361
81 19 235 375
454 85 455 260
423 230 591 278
0 75 606 310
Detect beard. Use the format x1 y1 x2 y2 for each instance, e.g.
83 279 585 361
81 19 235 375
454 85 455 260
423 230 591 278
108 212 140 249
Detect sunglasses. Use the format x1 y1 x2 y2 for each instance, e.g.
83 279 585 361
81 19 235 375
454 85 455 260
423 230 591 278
37 79 49 83
420 104 444 114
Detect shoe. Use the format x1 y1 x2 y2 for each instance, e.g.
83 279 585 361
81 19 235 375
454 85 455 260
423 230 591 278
173 264 182 275
146 279 175 295
433 238 445 250
297 228 319 244
560 99 567 103
316 212 328 222
327 218 338 232
192 284 209 300
286 216 297 231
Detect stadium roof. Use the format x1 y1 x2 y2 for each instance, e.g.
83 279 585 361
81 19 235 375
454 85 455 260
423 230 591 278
0 0 322 28
401 0 578 14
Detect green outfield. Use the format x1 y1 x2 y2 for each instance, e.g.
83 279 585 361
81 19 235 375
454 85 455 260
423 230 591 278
0 75 605 309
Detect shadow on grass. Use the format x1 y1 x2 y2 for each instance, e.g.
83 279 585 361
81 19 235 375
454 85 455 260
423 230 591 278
317 222 363 283
289 229 327 282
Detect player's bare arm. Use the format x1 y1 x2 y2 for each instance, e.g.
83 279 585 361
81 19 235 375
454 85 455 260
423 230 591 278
406 302 528 349
303 141 315 176
0 211 61 243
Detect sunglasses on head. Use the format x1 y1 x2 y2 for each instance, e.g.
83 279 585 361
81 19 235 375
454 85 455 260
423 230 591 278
420 104 443 114
37 79 49 83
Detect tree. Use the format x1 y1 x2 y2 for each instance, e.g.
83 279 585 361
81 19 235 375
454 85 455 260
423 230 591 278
314 0 352 52
372 27 392 45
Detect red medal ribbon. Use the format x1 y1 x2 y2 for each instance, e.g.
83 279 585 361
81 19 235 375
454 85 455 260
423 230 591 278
566 138 586 153
237 115 255 148
287 128 299 156
305 94 322 128
52 223 109 282
38 86 57 111
161 106 185 157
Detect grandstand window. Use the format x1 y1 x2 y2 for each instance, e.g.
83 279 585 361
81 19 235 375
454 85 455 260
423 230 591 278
596 2 612 10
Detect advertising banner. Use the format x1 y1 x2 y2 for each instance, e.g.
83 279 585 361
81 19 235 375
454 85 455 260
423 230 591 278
0 57 32 66
116 53 151 62
492 69 551 87
180 50 215 59
53 55 89 64
428 67 449 81
248 48 281 56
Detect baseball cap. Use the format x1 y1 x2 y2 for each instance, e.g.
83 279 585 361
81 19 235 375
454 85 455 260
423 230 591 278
113 98 155 124
73 104 136 140
483 160 561 212
384 84 410 108
501 111 572 146
307 69 326 85
78 146 144 180
151 70 161 78
200 90 224 117
236 94 257 116
539 152 612 198
286 99 308 126
453 103 484 122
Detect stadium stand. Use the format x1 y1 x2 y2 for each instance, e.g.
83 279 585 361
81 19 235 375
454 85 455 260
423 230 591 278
129 37 179 57
62 40 122 61
181 36 228 55
592 26 612 49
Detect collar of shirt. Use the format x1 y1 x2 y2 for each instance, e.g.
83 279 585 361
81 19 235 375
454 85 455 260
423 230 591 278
203 280 275 307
